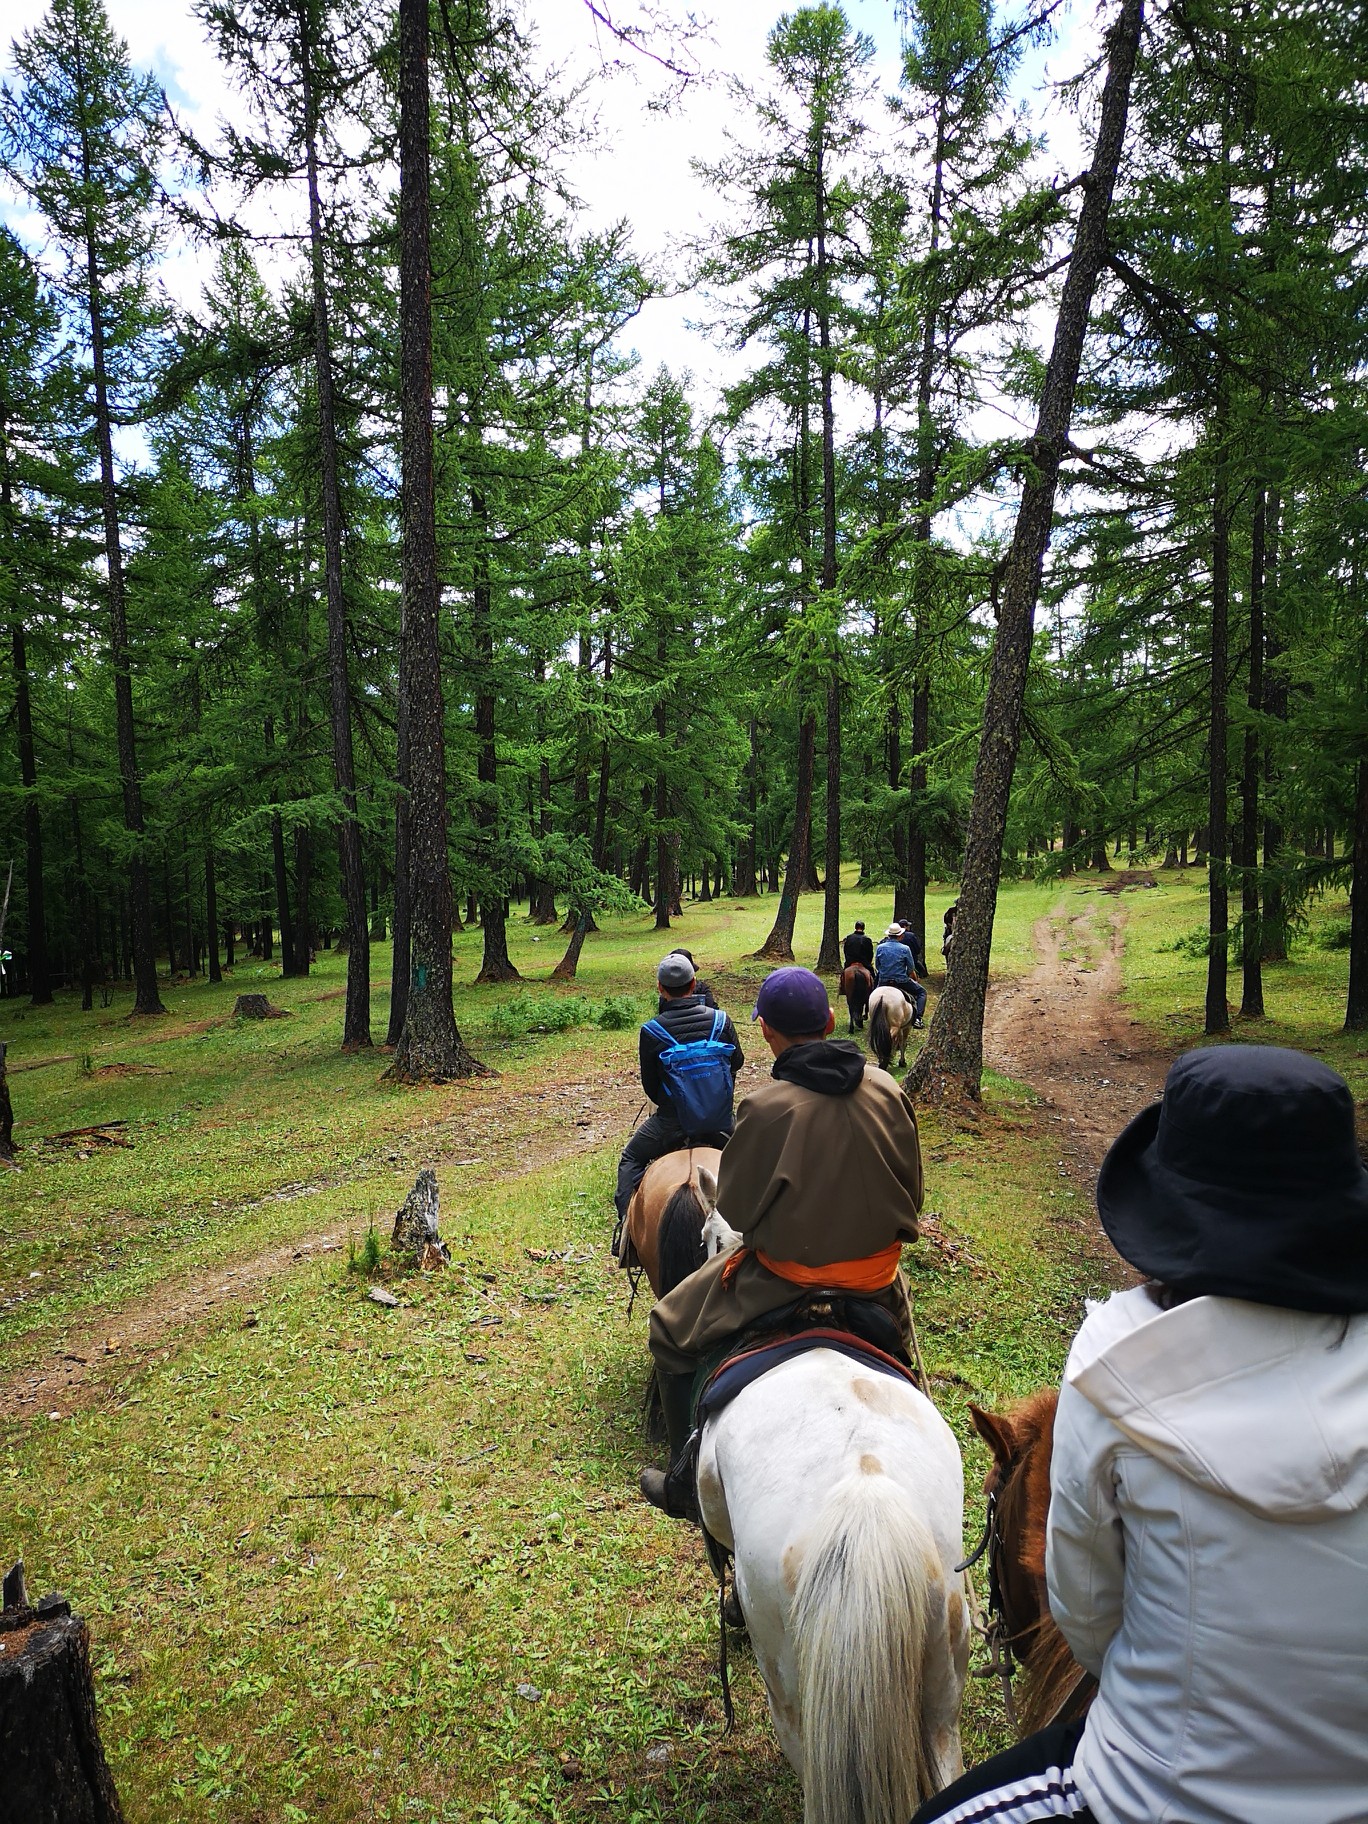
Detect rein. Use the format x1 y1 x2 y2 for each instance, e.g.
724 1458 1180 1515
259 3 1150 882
955 1482 1018 1731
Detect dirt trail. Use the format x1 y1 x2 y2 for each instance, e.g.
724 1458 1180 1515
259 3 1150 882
984 893 1171 1196
1 1049 776 1423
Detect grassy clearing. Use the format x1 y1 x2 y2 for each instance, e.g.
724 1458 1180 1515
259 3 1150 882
0 872 1234 1821
1111 867 1368 1097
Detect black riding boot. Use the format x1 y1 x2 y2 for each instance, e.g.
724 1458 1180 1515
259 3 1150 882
639 1369 697 1520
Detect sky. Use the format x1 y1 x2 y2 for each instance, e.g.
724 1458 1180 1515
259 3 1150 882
0 0 1101 425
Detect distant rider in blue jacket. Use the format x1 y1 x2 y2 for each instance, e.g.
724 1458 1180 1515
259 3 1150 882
875 923 926 1028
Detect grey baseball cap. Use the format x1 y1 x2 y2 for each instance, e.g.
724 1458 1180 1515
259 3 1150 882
657 952 696 991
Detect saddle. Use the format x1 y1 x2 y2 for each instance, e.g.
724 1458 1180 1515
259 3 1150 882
664 1295 917 1520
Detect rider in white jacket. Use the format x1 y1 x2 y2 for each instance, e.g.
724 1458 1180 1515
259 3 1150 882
915 1044 1368 1824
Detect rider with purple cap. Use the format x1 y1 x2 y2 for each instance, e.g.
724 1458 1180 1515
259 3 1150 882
640 965 924 1515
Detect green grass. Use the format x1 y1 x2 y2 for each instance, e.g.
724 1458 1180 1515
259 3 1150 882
1112 867 1368 1096
11 869 1349 1819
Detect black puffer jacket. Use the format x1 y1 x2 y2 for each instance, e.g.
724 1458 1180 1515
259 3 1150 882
639 993 745 1113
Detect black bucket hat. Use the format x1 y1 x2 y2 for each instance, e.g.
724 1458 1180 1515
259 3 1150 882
1097 1044 1368 1314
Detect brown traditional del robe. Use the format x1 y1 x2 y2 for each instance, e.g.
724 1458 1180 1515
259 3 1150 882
648 1046 924 1376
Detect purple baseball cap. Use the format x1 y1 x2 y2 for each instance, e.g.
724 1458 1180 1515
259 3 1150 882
751 966 831 1037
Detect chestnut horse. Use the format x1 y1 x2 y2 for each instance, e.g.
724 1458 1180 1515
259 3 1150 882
620 1146 726 1298
967 1391 1096 1735
838 961 874 1032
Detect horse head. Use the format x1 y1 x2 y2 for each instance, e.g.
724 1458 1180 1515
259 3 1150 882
969 1390 1094 1733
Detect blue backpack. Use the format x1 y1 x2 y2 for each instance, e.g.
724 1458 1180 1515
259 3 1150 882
642 1010 735 1136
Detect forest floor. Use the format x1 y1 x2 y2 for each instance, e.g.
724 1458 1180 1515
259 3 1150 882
1 869 1363 1823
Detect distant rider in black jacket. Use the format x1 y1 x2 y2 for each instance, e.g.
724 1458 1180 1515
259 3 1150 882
842 921 875 972
613 952 744 1229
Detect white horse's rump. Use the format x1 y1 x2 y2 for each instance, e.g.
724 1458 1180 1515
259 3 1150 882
867 985 913 1070
698 1348 968 1823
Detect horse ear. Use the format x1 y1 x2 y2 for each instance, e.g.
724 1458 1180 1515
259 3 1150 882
968 1401 1019 1467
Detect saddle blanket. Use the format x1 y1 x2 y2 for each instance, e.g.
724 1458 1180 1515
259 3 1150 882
695 1326 918 1433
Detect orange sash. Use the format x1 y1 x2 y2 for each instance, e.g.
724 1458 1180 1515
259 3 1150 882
720 1241 902 1292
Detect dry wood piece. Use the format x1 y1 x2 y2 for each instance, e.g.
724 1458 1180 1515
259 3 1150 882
44 1122 131 1149
0 1564 124 1823
233 993 291 1020
390 1168 450 1266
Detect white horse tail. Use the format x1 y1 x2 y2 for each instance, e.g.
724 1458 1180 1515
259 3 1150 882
793 1468 940 1824
868 995 893 1070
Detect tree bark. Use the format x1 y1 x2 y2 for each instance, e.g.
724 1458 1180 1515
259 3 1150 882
0 1041 13 1161
815 140 843 973
205 845 222 984
0 1590 124 1821
1240 484 1265 1017
909 0 1144 1101
388 0 482 1078
1261 486 1286 960
1205 441 1231 1035
299 6 370 1048
1347 754 1368 1030
755 713 817 960
471 487 519 984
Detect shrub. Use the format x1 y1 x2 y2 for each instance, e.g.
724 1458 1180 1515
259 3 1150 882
597 995 640 1031
488 993 590 1038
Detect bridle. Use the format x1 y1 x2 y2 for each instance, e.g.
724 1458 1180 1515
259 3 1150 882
956 1477 1019 1729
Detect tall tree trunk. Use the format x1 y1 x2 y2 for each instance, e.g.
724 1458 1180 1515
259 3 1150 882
300 11 369 1047
815 150 843 972
471 487 519 983
909 0 1144 1101
291 827 312 975
1205 442 1231 1035
755 714 816 960
734 716 759 896
74 31 162 1016
11 622 50 1004
1261 486 1286 960
906 682 930 942
205 845 222 984
386 695 411 1042
1240 484 1265 1017
389 0 480 1076
902 101 948 936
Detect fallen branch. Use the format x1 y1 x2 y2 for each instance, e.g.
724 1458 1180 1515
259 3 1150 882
44 1122 132 1148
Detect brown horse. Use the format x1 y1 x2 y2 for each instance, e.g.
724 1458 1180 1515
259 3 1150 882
620 1146 723 1299
968 1391 1096 1735
838 961 874 1032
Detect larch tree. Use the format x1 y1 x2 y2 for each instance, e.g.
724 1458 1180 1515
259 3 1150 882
908 0 1144 1103
2 0 167 1015
387 0 483 1079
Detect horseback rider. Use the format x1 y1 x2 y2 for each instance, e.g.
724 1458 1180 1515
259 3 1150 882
875 922 927 1028
897 918 928 976
941 900 958 961
842 920 875 972
640 966 924 1516
913 1045 1368 1824
613 953 743 1235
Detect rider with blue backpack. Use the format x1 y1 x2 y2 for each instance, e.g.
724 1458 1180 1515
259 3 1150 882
613 952 745 1241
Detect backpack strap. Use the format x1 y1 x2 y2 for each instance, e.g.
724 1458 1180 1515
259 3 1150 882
641 1018 674 1046
709 1009 726 1042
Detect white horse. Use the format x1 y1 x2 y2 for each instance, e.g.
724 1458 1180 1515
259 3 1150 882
867 985 914 1071
697 1348 969 1823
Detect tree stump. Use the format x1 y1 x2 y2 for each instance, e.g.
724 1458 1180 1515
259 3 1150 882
0 1567 124 1822
391 1168 449 1267
232 994 290 1020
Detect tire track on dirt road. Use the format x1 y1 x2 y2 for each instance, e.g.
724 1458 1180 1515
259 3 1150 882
983 893 1172 1275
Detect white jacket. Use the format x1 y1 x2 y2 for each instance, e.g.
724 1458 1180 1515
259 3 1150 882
1046 1285 1368 1824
